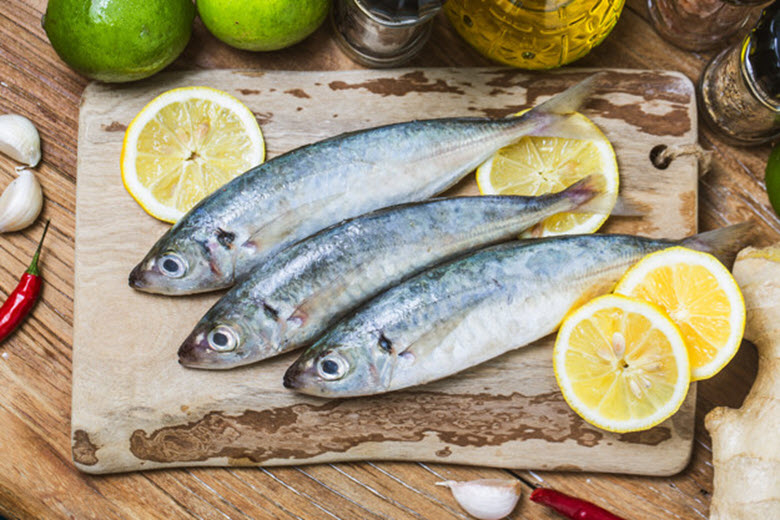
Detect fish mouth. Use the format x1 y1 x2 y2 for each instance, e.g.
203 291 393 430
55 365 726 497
129 261 167 293
283 361 305 389
178 331 214 369
128 264 147 290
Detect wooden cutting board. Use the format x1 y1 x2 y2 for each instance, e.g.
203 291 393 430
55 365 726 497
72 68 699 475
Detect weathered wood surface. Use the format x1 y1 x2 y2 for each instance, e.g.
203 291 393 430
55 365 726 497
0 0 776 518
72 68 698 476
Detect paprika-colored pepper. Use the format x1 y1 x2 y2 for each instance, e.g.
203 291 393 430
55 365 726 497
0 220 49 343
530 488 626 520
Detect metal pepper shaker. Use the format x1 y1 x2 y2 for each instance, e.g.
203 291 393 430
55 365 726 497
332 0 443 67
698 2 780 145
648 0 770 51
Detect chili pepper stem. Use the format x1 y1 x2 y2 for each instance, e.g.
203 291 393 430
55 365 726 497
26 219 50 277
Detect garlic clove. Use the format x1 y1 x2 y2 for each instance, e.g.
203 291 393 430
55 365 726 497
437 478 522 520
0 169 43 232
0 114 41 167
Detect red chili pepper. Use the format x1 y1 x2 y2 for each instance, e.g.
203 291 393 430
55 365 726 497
530 488 626 520
0 220 50 343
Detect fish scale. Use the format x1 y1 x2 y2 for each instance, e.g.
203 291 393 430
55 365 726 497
178 174 607 369
129 74 603 295
284 227 747 397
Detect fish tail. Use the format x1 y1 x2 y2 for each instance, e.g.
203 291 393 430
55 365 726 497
679 223 753 268
554 174 643 218
554 173 604 211
509 73 605 140
531 73 604 116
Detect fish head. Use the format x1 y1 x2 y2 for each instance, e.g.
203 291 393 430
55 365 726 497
178 298 281 369
283 331 395 397
129 220 237 295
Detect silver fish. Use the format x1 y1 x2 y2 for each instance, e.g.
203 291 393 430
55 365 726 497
178 174 611 369
283 225 748 397
128 74 602 295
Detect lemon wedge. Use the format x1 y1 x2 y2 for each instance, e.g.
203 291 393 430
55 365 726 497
614 247 745 381
476 112 618 237
121 87 264 223
554 294 690 433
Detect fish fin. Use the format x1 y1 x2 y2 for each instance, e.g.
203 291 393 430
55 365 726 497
553 174 603 212
525 113 605 141
679 223 753 269
523 73 604 118
401 306 478 361
510 74 604 140
284 260 373 330
608 196 645 218
243 192 345 253
552 174 644 218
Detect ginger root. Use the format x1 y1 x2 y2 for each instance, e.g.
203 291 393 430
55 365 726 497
705 243 780 519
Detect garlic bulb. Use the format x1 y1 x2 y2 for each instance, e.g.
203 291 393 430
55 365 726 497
437 479 522 520
0 114 41 167
0 169 43 232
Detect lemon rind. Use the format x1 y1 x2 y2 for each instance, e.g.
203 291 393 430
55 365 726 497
121 86 264 223
554 294 691 433
614 247 746 381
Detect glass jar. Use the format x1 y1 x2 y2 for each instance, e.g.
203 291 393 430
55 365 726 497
331 0 442 67
444 0 626 70
648 0 769 51
698 3 780 145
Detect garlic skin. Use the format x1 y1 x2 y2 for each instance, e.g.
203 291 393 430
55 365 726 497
0 169 43 232
437 479 522 520
0 114 41 167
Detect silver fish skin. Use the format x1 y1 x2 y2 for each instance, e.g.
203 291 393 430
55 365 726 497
128 74 602 295
178 174 607 369
283 225 748 397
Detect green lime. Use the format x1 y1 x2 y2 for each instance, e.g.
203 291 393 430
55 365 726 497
767 143 780 217
42 0 195 83
197 0 329 52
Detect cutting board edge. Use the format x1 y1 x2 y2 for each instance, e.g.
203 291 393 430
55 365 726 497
71 68 700 475
74 425 696 477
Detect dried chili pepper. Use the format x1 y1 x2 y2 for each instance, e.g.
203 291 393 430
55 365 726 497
530 488 626 520
0 220 49 343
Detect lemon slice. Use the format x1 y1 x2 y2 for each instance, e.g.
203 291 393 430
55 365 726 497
614 247 745 381
554 294 690 433
121 87 264 223
476 112 618 237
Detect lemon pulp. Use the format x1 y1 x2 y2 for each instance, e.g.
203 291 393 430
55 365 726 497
121 87 264 223
555 295 690 432
476 112 618 237
615 247 745 381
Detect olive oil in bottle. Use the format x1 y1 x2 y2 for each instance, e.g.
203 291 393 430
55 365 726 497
444 0 625 70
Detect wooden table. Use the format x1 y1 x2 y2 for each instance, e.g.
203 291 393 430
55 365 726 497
0 1 776 518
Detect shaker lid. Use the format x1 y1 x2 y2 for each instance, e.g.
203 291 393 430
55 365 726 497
746 1 780 102
364 0 443 24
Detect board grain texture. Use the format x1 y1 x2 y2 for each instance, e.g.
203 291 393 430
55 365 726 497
2 0 778 518
73 68 699 475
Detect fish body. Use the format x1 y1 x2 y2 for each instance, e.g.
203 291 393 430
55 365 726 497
178 175 606 369
283 226 746 397
129 75 602 295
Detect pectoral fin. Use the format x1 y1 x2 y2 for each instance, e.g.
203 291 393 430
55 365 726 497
242 191 347 254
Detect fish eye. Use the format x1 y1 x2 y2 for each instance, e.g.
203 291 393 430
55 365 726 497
158 253 187 278
317 353 348 381
207 325 238 352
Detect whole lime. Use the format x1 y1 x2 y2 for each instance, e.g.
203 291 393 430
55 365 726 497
197 0 329 52
42 0 195 83
766 142 780 217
